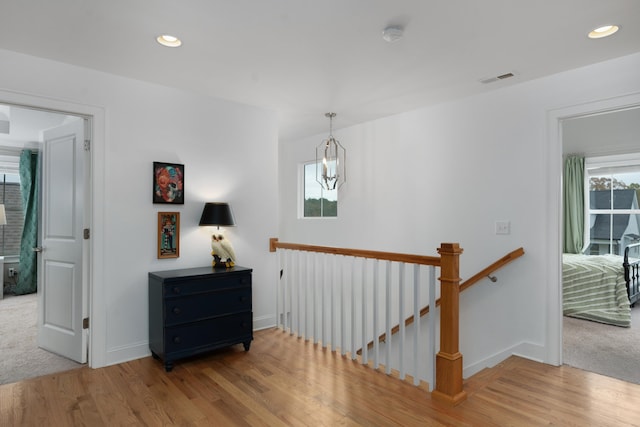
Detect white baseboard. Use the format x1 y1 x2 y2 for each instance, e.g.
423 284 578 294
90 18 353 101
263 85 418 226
104 341 151 368
254 314 276 330
463 341 546 378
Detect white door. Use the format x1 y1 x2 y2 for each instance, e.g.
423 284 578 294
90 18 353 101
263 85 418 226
37 117 88 363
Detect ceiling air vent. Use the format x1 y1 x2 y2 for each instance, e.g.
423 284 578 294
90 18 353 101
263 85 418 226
480 72 516 84
497 72 514 80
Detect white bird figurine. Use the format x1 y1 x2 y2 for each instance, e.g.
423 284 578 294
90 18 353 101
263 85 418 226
210 233 236 268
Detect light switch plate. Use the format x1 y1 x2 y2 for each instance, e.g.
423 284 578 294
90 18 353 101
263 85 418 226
495 220 510 235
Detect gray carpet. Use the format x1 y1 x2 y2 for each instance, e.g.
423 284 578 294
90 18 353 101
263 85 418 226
563 304 640 385
0 293 83 385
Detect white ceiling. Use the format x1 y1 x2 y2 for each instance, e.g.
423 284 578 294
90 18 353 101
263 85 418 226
0 0 639 141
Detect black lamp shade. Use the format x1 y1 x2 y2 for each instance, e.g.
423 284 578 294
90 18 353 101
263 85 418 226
199 202 236 227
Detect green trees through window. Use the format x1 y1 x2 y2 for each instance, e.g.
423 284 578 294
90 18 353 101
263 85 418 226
303 162 337 218
304 198 337 217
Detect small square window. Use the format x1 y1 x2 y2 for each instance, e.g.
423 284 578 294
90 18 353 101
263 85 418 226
302 161 337 217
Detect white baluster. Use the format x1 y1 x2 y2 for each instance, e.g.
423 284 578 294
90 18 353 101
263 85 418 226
331 254 337 352
373 259 379 369
285 250 289 331
296 250 302 338
276 249 281 329
413 264 420 386
399 262 405 380
303 251 308 340
361 258 368 365
341 256 346 356
428 265 436 391
312 251 318 344
302 251 308 340
351 257 357 360
321 253 327 348
303 251 309 340
385 260 392 375
294 251 299 336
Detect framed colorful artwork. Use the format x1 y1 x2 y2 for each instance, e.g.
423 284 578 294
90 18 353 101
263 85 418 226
153 162 184 204
158 212 180 259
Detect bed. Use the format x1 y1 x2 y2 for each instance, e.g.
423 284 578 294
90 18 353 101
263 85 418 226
623 244 640 307
562 244 640 328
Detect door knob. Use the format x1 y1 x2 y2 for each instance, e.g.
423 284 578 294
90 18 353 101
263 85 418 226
32 247 43 253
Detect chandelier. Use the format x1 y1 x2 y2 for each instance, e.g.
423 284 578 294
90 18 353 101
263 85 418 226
316 112 346 190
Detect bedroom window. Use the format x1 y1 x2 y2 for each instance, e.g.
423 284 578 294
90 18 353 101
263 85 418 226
301 161 337 218
0 173 24 256
586 157 640 256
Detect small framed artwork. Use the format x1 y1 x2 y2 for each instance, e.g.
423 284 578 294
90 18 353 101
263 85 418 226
158 212 180 259
153 161 184 204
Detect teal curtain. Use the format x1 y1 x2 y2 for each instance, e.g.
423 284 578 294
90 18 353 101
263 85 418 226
15 150 39 295
563 155 585 254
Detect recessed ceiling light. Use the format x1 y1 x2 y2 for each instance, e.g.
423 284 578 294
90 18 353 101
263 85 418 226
588 25 619 39
156 34 182 47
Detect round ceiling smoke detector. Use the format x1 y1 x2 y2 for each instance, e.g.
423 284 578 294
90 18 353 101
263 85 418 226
382 26 404 43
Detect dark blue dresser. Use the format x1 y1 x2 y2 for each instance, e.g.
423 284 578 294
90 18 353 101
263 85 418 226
148 266 253 371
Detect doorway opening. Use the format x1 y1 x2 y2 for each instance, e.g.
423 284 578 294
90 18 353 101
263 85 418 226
557 98 640 385
0 103 89 384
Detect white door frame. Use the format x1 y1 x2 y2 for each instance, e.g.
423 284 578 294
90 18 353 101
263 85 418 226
546 91 640 366
0 90 106 368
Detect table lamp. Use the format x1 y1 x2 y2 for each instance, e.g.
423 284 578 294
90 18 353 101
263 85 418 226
199 202 236 268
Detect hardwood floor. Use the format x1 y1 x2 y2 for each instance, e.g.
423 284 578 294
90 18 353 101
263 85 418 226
2 328 640 426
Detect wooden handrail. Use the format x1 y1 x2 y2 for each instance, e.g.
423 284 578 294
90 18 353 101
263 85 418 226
359 247 525 354
460 247 525 290
269 238 441 266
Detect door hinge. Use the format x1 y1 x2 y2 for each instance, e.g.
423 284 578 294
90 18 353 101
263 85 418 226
84 228 90 239
84 140 90 151
83 317 89 329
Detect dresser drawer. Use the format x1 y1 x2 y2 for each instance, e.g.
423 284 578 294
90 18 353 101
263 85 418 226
164 312 252 353
164 288 251 326
163 274 251 297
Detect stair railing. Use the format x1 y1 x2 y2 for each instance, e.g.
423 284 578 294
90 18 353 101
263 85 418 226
269 238 467 404
362 247 525 353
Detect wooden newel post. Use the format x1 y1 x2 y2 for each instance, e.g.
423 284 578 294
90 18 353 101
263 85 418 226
432 243 467 406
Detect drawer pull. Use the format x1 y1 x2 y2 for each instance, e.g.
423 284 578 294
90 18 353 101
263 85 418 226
172 286 181 294
240 296 248 302
241 321 248 328
172 307 181 315
173 336 181 344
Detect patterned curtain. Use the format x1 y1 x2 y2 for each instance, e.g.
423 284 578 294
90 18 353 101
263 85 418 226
14 150 39 295
563 155 585 254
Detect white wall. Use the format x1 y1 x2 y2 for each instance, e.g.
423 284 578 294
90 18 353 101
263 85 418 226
2 45 639 375
279 52 640 375
0 48 279 367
